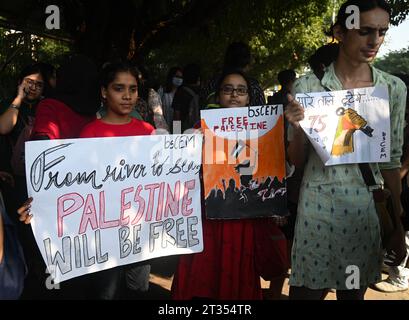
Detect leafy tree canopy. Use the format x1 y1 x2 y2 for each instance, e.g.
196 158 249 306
374 47 409 75
390 0 409 25
0 0 408 91
0 28 69 101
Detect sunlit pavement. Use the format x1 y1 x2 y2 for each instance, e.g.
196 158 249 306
124 255 409 300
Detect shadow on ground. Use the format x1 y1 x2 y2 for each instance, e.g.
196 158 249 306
123 255 179 300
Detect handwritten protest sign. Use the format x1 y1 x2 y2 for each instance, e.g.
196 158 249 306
296 86 390 166
201 105 287 219
25 134 203 283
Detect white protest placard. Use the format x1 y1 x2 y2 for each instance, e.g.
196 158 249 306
296 86 390 166
25 134 203 283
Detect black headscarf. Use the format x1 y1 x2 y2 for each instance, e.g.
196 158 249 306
53 54 100 116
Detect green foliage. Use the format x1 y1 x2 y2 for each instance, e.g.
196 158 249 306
36 38 71 65
0 0 408 93
374 47 409 75
248 1 335 88
390 0 409 26
144 0 335 89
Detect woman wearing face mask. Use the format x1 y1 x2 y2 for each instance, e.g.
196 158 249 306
158 67 183 131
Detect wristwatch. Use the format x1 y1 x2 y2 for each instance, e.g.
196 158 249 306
10 104 20 110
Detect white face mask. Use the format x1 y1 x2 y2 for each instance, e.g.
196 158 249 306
172 77 183 87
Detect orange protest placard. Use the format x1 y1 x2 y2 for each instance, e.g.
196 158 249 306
201 105 287 219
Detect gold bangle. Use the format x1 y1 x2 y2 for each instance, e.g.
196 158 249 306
10 104 20 110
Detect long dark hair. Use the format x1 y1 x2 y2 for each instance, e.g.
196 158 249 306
223 42 251 72
17 63 46 101
308 43 340 76
100 60 140 89
54 54 100 116
18 63 45 84
37 62 56 98
327 0 391 39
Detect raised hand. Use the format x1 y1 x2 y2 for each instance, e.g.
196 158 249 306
17 197 33 225
284 94 304 128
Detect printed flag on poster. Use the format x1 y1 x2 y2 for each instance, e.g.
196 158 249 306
296 86 390 166
25 134 203 283
200 105 287 219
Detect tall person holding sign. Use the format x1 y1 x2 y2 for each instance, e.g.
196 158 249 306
285 0 407 300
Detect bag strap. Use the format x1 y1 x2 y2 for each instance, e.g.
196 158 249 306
358 163 378 188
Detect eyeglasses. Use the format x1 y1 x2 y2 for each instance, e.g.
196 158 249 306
220 85 248 96
24 78 44 90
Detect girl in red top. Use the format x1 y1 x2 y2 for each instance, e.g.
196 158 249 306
79 61 154 299
21 60 154 299
80 61 154 138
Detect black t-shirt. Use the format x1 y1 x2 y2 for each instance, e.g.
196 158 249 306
172 85 200 131
267 89 289 107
